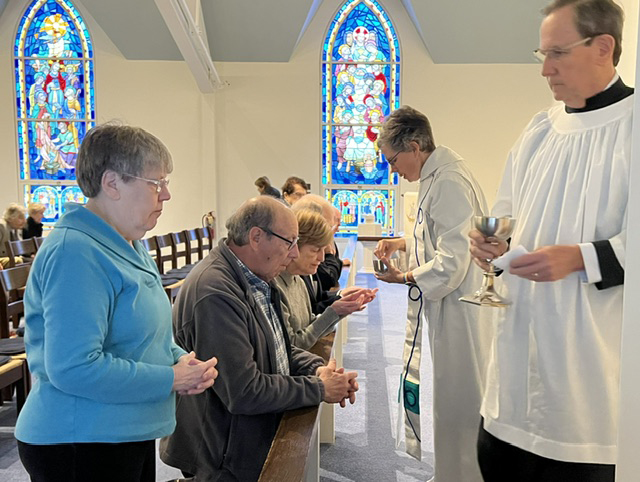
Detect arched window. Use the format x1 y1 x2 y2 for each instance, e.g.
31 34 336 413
322 0 400 235
14 0 95 225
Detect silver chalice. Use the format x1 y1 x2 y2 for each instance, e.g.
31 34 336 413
459 216 516 308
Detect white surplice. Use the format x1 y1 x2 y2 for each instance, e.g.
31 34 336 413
482 95 633 464
399 145 491 482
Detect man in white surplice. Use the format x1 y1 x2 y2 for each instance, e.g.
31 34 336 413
470 1 632 480
374 105 490 482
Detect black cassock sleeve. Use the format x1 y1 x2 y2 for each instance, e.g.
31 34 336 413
593 240 624 290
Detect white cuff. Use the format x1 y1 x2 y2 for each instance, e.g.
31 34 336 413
578 242 601 284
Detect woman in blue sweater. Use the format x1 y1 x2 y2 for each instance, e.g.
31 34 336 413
15 124 218 482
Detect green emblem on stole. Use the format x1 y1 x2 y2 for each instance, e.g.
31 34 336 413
403 379 420 415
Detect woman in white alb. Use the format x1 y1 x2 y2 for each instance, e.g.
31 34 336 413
374 105 491 482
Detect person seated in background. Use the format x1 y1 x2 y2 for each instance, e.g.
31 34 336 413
295 194 344 290
15 124 217 482
160 196 359 481
0 203 27 268
254 175 281 198
275 207 377 349
281 175 309 206
22 202 46 239
333 206 351 267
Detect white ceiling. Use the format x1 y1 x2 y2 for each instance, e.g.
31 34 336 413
77 0 547 64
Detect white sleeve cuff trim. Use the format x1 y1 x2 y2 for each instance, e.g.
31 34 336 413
579 243 601 284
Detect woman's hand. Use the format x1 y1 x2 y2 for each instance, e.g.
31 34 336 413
172 352 218 396
374 258 405 284
373 238 406 260
330 291 366 316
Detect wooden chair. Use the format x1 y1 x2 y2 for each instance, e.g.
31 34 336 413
195 227 214 255
171 231 193 268
141 235 183 303
33 236 45 249
155 234 178 274
141 236 158 265
0 355 30 414
5 238 38 268
0 264 31 338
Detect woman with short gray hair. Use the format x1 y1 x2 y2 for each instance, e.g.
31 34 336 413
374 105 491 481
16 124 218 481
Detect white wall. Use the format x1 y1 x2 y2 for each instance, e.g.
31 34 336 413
0 0 217 236
618 0 639 84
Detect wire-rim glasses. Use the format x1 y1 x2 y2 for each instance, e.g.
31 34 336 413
124 174 170 193
533 37 592 63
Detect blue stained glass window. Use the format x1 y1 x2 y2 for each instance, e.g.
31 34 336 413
14 0 94 225
322 0 400 236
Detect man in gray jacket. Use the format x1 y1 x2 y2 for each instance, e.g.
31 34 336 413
160 196 358 481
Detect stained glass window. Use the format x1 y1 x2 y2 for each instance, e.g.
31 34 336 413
322 0 400 235
14 0 94 225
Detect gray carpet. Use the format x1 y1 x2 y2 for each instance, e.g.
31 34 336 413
0 273 434 481
320 273 434 482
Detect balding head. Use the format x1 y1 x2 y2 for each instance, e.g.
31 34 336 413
226 196 299 281
226 196 293 246
293 194 333 224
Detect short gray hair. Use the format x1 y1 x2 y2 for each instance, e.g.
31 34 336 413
378 105 436 154
226 197 283 246
76 123 173 198
543 0 624 66
3 203 26 223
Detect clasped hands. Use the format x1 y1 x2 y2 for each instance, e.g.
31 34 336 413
317 358 359 408
468 229 584 282
172 351 219 396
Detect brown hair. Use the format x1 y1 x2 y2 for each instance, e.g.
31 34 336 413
295 208 332 248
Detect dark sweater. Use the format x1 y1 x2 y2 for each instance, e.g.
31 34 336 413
22 217 43 239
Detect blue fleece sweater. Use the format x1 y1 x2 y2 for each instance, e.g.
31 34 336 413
16 203 186 444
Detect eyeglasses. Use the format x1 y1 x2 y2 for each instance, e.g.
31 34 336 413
387 151 401 166
124 174 170 193
260 227 299 251
533 37 592 63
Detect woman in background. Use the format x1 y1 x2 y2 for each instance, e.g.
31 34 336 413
16 124 218 482
254 175 281 198
22 202 46 239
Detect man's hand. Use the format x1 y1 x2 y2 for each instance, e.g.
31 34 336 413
374 238 406 260
317 358 359 406
469 229 509 271
509 245 584 282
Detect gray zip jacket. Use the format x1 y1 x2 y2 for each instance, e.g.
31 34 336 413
160 239 325 481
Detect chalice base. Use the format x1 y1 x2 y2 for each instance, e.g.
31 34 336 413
459 272 511 308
